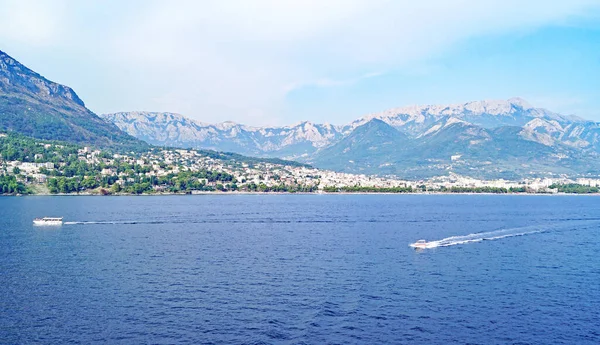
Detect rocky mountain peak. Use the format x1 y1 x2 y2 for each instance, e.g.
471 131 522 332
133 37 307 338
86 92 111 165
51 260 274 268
0 51 85 107
0 50 85 107
507 97 533 109
215 121 239 131
0 50 146 150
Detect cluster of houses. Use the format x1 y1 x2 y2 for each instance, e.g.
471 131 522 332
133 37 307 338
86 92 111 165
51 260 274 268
3 161 54 183
2 142 600 192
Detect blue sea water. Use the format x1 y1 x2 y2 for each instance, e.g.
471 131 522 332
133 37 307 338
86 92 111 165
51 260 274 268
1 194 599 344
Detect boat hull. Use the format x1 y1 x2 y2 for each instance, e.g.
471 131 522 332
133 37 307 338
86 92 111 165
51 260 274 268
410 244 428 249
410 239 429 249
33 220 63 226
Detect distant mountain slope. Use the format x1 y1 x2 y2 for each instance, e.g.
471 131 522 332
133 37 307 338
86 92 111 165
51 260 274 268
0 50 147 150
310 119 409 173
101 111 342 157
103 98 600 179
312 121 600 179
347 97 582 134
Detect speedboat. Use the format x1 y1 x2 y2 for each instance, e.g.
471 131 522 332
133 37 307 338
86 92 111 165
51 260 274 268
33 217 63 226
410 239 428 249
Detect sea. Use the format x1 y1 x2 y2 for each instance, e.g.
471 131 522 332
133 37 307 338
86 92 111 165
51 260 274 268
1 194 599 344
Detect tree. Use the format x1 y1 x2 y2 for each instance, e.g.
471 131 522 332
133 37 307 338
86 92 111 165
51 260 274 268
0 175 27 194
258 183 268 192
81 176 98 190
111 183 121 194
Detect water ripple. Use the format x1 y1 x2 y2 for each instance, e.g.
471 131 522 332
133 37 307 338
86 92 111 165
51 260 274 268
1 195 600 344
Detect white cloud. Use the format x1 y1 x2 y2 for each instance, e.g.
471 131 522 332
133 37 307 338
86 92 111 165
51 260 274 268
1 0 599 125
0 0 68 45
285 72 384 93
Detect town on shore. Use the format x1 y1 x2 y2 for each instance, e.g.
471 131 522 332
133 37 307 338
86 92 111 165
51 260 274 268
1 132 599 196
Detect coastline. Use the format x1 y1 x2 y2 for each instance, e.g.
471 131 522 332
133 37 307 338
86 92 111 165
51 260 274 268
4 191 598 196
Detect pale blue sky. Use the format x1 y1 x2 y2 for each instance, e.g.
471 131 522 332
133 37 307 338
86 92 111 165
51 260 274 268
0 0 599 126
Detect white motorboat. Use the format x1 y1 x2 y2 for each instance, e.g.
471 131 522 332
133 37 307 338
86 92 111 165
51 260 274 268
33 217 63 226
410 239 428 249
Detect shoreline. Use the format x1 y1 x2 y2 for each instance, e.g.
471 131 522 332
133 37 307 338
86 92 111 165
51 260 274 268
3 191 598 196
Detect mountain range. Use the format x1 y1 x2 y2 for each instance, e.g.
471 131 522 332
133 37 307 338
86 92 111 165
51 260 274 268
100 111 342 157
2 48 599 180
0 50 146 151
102 98 600 179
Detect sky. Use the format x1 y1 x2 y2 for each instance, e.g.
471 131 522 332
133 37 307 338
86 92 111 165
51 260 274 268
0 0 599 126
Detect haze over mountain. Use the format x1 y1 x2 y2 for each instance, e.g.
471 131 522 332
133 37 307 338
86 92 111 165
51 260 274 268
1 48 597 180
101 111 343 157
0 50 146 151
103 98 600 179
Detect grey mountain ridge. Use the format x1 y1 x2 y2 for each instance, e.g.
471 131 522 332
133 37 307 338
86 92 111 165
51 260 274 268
102 98 593 154
101 98 600 179
100 111 344 157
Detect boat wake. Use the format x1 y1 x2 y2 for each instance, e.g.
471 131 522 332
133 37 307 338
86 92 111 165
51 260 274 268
63 220 165 225
412 221 598 249
63 218 375 225
424 227 542 249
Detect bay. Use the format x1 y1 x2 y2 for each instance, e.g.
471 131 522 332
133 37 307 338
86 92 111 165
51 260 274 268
1 195 599 344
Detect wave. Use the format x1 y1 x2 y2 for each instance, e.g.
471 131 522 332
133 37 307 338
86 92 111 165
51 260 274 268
411 221 598 249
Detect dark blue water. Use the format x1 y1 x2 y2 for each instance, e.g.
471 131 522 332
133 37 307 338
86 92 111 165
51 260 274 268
1 195 599 344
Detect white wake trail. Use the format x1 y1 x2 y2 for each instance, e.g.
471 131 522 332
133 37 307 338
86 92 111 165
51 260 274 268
64 220 148 225
412 221 597 249
430 226 543 248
